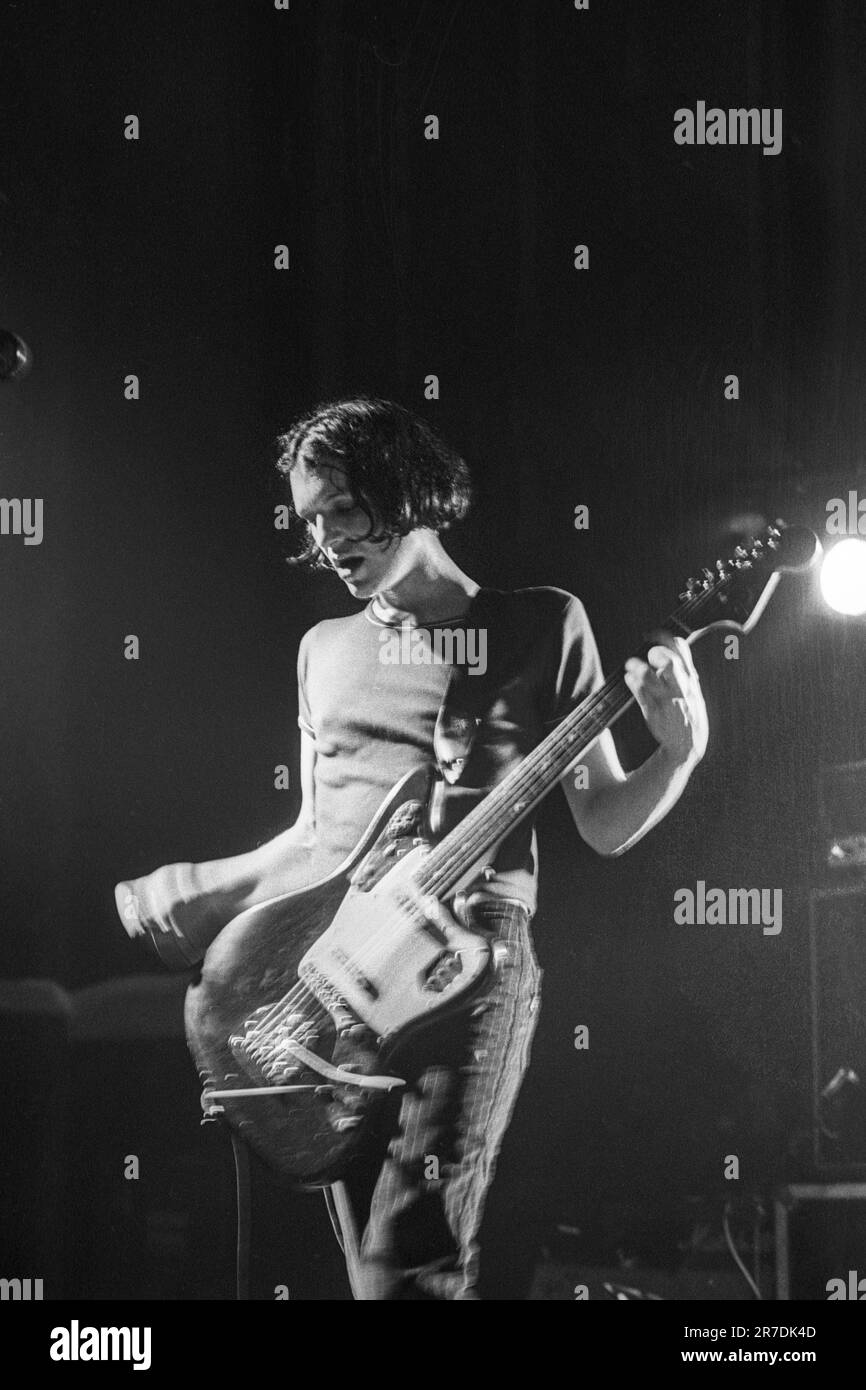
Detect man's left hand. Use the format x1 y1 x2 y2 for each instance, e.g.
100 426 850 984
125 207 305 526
624 633 709 766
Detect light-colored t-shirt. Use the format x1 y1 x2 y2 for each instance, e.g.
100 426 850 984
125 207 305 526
296 586 604 917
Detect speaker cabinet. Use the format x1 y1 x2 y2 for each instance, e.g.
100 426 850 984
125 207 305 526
775 1184 866 1299
809 882 866 1171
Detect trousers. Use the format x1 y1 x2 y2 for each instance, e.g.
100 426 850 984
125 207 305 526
330 896 541 1300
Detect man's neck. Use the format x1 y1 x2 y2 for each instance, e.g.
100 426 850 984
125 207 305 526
374 550 480 627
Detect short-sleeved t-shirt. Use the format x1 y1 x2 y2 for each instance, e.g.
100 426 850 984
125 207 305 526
296 586 604 917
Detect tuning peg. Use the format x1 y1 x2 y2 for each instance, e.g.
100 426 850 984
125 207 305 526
715 559 729 578
701 568 714 587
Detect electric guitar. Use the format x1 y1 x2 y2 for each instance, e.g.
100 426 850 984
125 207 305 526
143 523 820 1185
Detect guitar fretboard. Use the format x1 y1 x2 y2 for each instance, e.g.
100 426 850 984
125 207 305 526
414 597 699 899
414 668 633 899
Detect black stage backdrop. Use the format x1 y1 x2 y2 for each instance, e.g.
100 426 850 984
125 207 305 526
1 0 865 1301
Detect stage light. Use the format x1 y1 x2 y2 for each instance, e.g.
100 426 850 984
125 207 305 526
0 329 33 381
820 538 866 616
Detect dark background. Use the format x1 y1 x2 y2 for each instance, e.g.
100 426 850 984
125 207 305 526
1 0 865 1299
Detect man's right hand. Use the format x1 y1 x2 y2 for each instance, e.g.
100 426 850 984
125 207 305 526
114 861 252 969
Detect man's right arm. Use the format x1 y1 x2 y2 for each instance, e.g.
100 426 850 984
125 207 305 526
114 730 318 960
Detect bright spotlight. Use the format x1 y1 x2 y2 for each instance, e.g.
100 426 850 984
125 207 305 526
820 537 866 616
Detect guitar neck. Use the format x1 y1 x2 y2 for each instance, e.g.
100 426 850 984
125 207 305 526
411 512 813 902
415 662 638 900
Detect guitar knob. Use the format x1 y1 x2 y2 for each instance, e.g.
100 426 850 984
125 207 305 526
332 1115 363 1133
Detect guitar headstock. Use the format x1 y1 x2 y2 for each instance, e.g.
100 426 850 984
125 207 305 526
672 523 822 638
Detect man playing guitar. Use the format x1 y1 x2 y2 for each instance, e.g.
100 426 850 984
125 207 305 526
117 396 708 1300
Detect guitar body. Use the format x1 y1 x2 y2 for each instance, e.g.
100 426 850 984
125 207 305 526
185 766 495 1186
124 523 820 1190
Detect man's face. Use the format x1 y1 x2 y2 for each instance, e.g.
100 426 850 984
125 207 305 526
289 458 408 598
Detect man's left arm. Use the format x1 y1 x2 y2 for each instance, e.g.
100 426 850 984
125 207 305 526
561 634 709 857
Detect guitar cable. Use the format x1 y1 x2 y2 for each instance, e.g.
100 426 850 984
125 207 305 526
322 1186 346 1254
230 1131 251 1300
324 1182 364 1299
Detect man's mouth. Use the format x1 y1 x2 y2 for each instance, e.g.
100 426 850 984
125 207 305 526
332 554 363 575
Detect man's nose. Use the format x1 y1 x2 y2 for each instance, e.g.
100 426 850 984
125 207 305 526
313 514 348 551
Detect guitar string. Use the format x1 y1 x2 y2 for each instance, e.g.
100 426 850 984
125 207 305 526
229 686 633 1074
235 573 734 1068
236 666 637 1065
235 572 729 1073
330 552 751 935
233 559 764 1074
261 575 714 1001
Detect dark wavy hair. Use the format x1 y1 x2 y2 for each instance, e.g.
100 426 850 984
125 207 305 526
275 396 473 568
